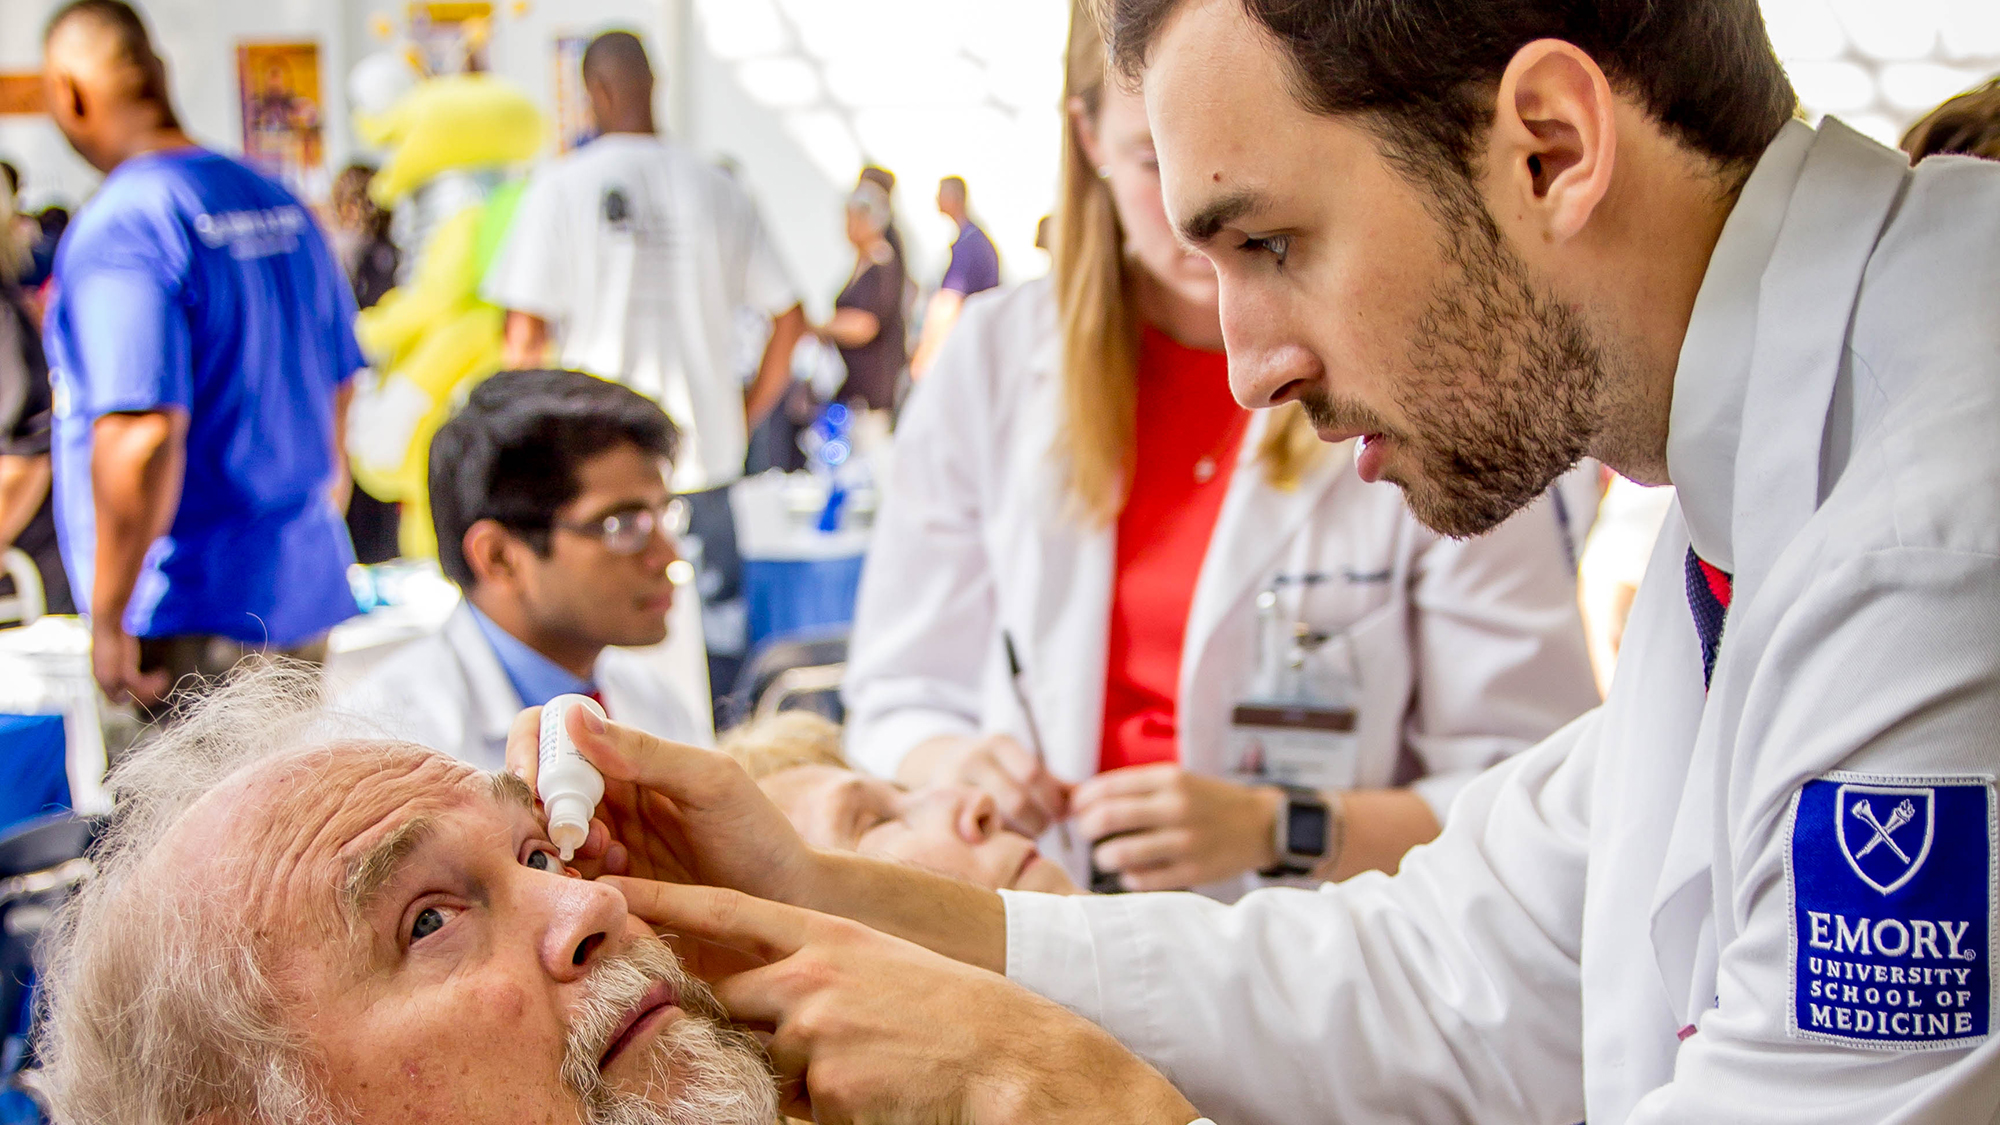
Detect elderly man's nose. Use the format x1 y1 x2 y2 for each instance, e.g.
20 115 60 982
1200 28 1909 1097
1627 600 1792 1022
541 877 627 982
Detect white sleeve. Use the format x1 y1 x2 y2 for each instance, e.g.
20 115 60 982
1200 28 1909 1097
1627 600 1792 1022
1004 710 1598 1125
1631 547 2000 1123
480 167 572 322
841 312 1003 777
733 191 799 318
1404 492 1600 820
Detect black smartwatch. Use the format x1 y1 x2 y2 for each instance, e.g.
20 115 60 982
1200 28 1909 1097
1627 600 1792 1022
1259 784 1335 877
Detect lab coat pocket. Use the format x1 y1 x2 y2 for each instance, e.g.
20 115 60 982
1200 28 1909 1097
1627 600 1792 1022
1290 563 1399 640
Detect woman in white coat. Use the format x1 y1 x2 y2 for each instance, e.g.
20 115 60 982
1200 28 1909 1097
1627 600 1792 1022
841 7 1598 893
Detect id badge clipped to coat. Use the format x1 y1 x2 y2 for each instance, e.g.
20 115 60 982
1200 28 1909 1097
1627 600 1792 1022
1228 588 1361 791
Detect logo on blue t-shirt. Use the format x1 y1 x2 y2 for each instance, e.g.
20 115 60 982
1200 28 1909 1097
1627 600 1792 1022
1789 772 1994 1048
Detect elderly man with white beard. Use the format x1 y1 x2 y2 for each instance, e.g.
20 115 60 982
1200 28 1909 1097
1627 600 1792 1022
31 664 778 1125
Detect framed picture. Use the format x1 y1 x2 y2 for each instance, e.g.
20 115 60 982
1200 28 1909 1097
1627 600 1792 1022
237 42 326 200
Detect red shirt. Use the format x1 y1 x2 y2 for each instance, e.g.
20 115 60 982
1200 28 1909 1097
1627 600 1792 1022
1098 326 1251 773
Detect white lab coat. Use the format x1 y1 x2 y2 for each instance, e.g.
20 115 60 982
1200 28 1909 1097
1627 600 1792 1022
844 277 1599 880
1002 120 2000 1122
339 603 705 771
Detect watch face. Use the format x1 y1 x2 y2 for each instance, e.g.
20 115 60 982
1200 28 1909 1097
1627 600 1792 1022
1286 800 1330 859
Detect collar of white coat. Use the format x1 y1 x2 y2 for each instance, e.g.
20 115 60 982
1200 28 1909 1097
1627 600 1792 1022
1664 118 1912 587
441 601 537 745
1662 119 1815 574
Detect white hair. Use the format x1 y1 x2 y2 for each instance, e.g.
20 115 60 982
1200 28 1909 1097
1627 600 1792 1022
33 660 374 1125
34 661 781 1125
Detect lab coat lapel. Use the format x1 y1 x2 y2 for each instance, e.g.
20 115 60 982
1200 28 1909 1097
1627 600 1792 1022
1646 120 1911 1024
1180 416 1347 699
443 602 529 750
1730 119 1910 604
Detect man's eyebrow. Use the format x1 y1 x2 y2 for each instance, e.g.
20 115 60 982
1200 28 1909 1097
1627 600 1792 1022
341 815 438 922
490 769 536 815
1179 189 1263 246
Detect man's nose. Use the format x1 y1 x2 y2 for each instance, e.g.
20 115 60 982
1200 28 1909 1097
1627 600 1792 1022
643 521 680 569
537 872 629 983
1219 289 1319 410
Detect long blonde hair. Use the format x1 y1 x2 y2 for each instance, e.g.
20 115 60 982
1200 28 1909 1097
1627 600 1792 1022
1052 2 1323 525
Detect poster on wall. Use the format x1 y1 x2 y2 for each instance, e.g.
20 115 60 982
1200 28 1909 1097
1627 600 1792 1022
410 2 494 75
0 74 44 116
553 35 594 152
237 42 327 201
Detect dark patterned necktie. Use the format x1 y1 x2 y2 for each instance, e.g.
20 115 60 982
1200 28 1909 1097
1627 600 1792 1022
1684 547 1733 690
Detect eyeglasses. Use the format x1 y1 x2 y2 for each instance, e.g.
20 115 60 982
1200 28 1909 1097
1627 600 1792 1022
555 498 689 556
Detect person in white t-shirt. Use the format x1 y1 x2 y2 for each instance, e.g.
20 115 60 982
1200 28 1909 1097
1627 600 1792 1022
485 30 807 707
486 31 805 491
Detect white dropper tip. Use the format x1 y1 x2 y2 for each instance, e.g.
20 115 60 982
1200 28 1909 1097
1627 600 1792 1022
546 795 592 862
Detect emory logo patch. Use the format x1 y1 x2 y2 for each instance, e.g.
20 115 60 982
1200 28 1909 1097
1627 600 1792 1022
1789 772 1995 1049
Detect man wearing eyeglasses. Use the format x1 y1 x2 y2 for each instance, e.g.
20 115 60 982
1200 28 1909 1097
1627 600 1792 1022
342 368 705 768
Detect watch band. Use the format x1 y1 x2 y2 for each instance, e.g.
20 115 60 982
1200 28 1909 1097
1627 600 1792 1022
1260 785 1343 878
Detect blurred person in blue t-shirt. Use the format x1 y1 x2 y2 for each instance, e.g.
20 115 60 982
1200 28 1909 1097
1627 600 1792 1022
39 0 361 714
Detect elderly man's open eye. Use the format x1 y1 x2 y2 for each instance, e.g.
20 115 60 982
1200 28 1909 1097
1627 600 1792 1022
524 845 564 874
411 907 449 942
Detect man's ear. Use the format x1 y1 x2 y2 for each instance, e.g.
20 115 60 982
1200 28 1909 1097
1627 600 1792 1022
462 519 521 592
1485 39 1618 244
48 70 85 123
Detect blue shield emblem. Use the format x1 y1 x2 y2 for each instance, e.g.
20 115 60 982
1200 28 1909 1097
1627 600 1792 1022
1836 784 1935 895
1790 773 1994 1049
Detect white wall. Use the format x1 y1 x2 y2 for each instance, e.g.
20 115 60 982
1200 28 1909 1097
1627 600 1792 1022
0 0 358 209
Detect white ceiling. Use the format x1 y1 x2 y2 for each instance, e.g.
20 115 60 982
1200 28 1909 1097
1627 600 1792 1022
693 0 2000 280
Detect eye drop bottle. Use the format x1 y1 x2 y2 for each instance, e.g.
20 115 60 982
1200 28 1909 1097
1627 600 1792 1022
538 694 607 861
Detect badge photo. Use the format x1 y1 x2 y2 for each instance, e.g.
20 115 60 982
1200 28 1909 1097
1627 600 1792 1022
1787 772 1996 1049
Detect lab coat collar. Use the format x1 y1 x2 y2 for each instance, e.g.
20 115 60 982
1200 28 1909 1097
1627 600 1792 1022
1646 118 1913 1021
1663 119 1815 573
464 601 597 707
441 601 531 747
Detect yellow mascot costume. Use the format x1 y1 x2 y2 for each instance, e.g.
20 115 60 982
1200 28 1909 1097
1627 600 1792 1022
345 55 543 557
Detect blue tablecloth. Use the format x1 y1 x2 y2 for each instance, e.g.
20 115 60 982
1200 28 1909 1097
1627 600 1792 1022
0 715 68 832
743 555 866 651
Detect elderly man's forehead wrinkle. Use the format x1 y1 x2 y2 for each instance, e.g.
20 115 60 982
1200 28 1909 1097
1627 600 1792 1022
209 750 483 940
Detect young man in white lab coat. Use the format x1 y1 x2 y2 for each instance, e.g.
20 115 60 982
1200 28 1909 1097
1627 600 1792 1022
503 1 2000 1122
345 369 703 771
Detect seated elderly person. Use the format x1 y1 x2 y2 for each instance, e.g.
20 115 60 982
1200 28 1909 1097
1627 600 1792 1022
718 712 1078 895
343 369 704 769
35 664 776 1125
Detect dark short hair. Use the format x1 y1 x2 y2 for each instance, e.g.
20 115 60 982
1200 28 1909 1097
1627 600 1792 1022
582 30 652 88
1902 78 2000 163
428 369 678 588
1106 0 1797 189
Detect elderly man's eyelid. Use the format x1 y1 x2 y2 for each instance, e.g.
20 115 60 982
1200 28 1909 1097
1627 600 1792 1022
341 815 439 925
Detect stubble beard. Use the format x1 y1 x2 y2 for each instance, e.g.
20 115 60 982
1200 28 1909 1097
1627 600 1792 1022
1301 187 1607 539
562 934 779 1125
